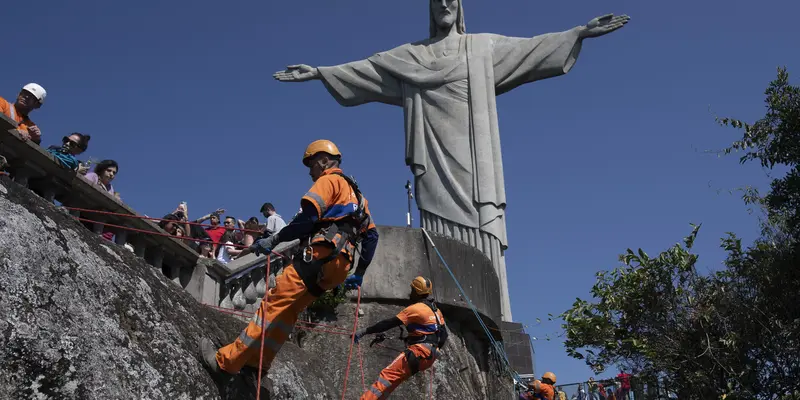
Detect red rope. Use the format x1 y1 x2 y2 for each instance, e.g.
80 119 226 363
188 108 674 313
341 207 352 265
72 215 288 259
429 365 434 400
340 287 362 400
207 305 250 318
73 216 250 248
64 206 263 234
204 304 352 336
256 255 271 400
358 343 366 393
295 319 350 332
296 325 351 336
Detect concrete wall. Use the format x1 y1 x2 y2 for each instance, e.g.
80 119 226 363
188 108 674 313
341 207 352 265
200 226 504 327
362 226 503 324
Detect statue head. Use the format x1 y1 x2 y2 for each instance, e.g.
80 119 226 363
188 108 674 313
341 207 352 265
429 0 465 38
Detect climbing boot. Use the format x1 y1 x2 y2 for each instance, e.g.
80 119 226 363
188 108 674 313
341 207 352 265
199 338 222 374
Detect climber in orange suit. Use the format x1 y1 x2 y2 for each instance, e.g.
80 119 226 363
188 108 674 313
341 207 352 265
521 372 557 400
354 276 449 399
198 139 379 390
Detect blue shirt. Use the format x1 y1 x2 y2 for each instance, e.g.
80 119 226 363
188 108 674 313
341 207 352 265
46 146 79 170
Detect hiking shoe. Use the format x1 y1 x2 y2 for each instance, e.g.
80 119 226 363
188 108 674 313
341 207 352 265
199 338 222 374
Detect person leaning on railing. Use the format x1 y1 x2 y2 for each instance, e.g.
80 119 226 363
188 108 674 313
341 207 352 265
0 83 46 144
238 217 261 248
84 159 120 201
46 133 90 171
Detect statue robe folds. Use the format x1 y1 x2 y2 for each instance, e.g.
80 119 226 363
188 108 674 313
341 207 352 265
318 28 582 320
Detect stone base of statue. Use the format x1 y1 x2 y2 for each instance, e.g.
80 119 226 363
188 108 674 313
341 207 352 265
420 210 511 321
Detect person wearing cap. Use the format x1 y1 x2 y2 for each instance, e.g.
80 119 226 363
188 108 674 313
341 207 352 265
199 139 379 392
0 83 46 144
46 133 90 171
353 276 448 400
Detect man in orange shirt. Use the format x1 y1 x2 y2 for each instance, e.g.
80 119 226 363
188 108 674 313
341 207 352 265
521 372 557 400
354 276 449 399
0 83 46 145
199 139 380 391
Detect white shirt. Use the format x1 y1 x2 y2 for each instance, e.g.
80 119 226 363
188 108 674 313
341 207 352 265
266 214 286 235
216 241 234 264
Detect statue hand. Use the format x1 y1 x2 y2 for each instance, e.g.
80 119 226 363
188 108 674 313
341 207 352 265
273 64 319 82
580 14 630 39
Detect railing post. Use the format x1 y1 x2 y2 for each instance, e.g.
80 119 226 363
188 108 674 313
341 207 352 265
13 168 30 187
151 248 164 270
170 265 181 285
131 236 146 257
41 186 57 203
114 230 128 246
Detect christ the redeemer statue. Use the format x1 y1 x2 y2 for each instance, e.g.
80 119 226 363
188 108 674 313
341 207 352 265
274 0 629 321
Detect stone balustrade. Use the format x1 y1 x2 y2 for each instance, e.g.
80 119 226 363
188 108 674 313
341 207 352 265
201 240 299 313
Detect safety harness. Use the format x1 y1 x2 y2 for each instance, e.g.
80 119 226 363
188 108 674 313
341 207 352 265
295 172 370 297
403 299 444 374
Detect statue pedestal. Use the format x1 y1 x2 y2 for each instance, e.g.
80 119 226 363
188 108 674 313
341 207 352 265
359 226 503 325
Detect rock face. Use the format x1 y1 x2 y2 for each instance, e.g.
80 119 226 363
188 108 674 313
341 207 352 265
0 177 511 399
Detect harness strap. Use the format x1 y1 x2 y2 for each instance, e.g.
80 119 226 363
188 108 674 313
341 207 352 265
297 171 369 297
295 236 349 297
9 103 16 121
403 299 443 374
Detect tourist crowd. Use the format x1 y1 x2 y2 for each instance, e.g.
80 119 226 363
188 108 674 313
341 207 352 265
158 202 288 264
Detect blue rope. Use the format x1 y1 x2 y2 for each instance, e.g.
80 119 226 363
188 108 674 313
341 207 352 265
421 229 522 384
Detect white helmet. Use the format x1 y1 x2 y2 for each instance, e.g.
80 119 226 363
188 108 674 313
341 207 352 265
22 83 46 104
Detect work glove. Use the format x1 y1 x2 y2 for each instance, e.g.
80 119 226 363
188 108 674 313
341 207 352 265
344 274 363 290
250 235 278 256
352 329 367 344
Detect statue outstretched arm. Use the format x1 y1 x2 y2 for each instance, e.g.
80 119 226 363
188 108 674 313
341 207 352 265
491 13 629 95
273 64 320 82
577 14 630 39
275 60 402 107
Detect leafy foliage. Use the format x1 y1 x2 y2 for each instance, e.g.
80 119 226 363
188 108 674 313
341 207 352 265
308 285 349 313
562 68 800 399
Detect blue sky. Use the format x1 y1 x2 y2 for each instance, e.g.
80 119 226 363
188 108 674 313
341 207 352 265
5 0 799 385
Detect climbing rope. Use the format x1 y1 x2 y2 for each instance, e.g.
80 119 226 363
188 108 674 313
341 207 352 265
339 287 362 400
71 214 290 262
256 254 272 400
65 206 264 234
421 228 522 384
358 343 366 393
429 366 434 400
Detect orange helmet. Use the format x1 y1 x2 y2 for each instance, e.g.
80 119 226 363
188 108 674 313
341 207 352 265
542 372 556 384
530 380 542 392
411 276 433 296
303 140 341 166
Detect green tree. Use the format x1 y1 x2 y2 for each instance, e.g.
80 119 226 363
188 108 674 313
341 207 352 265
562 68 800 399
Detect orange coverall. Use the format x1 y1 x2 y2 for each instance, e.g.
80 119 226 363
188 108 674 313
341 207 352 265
361 302 447 400
215 168 376 374
0 96 39 144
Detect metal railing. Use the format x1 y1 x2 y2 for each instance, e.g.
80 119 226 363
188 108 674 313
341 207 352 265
552 377 672 400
